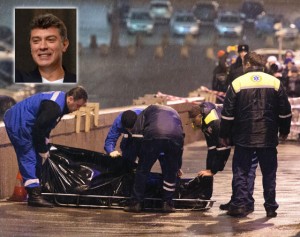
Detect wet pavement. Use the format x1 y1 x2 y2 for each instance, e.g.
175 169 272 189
1 140 300 237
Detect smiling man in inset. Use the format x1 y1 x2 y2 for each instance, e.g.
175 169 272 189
15 13 76 83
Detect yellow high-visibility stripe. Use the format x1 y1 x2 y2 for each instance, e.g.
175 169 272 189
204 109 219 124
232 72 280 93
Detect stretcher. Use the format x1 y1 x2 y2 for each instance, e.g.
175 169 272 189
42 144 215 211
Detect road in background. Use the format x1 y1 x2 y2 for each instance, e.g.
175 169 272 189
1 0 300 108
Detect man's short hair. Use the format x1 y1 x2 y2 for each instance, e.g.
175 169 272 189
30 13 68 40
121 110 138 129
67 86 88 102
244 52 266 67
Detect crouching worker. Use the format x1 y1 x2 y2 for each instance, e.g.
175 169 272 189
188 102 259 210
104 109 143 167
124 104 184 213
188 102 231 178
4 86 88 207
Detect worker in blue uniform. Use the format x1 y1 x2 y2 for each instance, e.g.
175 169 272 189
4 86 88 207
220 52 292 218
124 104 185 213
104 109 143 167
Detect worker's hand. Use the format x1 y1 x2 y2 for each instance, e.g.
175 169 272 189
109 150 121 158
197 169 214 177
39 151 50 164
177 169 183 178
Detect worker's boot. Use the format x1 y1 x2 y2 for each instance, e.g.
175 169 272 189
162 201 176 213
26 187 54 208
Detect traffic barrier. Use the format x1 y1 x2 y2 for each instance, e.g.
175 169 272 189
8 171 27 202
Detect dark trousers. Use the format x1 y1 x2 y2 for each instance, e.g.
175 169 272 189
231 145 278 211
230 152 258 208
132 139 183 203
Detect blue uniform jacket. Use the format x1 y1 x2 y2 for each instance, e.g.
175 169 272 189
4 91 67 153
104 108 143 154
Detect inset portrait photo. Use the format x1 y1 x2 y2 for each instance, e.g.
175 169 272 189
14 8 78 84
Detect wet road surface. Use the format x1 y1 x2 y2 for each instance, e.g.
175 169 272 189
1 141 300 237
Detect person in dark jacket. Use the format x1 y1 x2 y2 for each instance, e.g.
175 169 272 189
227 44 249 84
212 52 230 103
188 102 231 177
220 52 292 218
4 86 88 207
104 109 143 167
124 104 185 213
188 102 258 210
15 13 76 83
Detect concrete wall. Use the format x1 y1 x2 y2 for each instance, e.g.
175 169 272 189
0 102 203 199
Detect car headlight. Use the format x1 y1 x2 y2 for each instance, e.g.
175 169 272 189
235 26 243 32
190 26 199 32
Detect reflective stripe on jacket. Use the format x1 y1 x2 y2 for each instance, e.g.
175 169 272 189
220 71 292 147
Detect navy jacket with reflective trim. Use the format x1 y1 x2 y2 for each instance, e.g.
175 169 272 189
132 104 184 142
199 102 230 174
220 71 292 147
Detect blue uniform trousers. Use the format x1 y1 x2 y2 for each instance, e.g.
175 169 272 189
229 152 258 209
5 124 42 188
231 145 278 212
132 139 183 203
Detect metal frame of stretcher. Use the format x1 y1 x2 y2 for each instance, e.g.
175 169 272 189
43 193 215 211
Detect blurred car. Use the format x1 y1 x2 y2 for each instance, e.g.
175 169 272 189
214 11 244 37
294 17 300 32
255 14 299 39
107 0 130 25
0 26 12 44
149 0 173 23
0 50 13 87
192 1 219 26
240 1 264 24
254 13 283 36
126 9 155 35
170 11 200 36
274 19 299 40
0 59 13 87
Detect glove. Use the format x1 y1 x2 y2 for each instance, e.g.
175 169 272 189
109 150 121 158
39 151 50 164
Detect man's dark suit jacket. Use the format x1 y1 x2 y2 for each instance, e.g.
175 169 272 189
15 67 76 83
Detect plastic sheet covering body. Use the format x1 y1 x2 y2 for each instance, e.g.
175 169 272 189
42 144 214 211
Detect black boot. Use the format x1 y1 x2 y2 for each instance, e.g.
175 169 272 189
124 201 142 213
219 201 231 211
162 201 176 213
26 187 54 208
